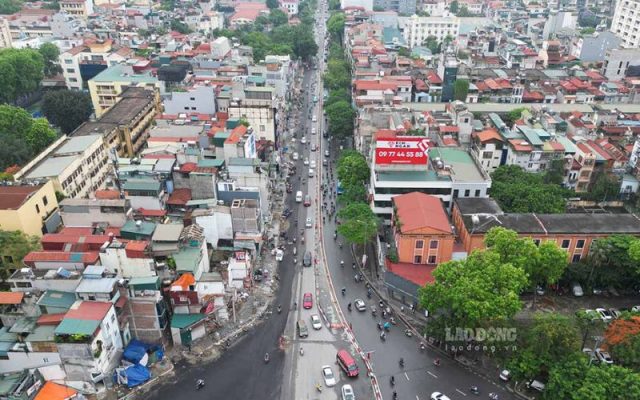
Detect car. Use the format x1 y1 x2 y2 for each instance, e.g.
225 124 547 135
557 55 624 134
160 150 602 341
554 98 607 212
311 314 322 330
430 393 451 400
632 305 640 312
583 348 597 362
304 195 311 207
592 287 604 295
499 369 511 381
321 365 336 387
292 152 299 161
303 251 312 267
303 293 313 309
572 282 584 297
310 160 316 168
322 159 327 166
312 127 317 135
536 285 545 296
301 136 307 144
596 308 613 322
354 299 366 312
341 384 355 400
325 150 330 157
305 217 312 228
311 144 317 151
595 348 613 364
308 168 314 177
303 158 309 166
526 380 546 392
609 308 622 319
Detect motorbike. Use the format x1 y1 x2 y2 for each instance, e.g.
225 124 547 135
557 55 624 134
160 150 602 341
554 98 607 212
341 288 346 296
300 347 304 356
399 358 404 368
489 393 498 400
347 303 352 312
470 386 479 395
383 322 391 331
404 329 413 337
277 305 282 314
377 322 383 331
390 317 397 325
433 359 441 367
390 376 395 386
367 290 372 299
315 384 322 392
196 379 205 390
264 353 270 363
293 247 297 256
380 332 386 341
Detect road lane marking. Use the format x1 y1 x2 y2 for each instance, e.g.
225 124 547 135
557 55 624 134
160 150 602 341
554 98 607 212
456 389 467 396
427 371 438 378
416 396 420 400
404 372 410 381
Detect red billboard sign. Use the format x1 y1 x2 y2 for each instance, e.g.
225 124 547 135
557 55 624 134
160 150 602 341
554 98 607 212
375 137 430 165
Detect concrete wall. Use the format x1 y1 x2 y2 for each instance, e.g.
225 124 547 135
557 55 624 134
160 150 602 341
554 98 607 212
163 86 216 115
194 212 233 248
99 248 156 278
0 350 61 374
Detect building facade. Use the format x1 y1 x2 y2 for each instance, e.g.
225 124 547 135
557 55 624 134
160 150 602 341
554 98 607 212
611 0 640 48
401 15 460 48
0 182 59 237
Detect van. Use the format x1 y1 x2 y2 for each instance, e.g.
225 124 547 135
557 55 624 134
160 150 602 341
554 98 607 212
296 191 303 203
297 320 309 338
526 380 545 392
303 251 312 267
336 349 359 377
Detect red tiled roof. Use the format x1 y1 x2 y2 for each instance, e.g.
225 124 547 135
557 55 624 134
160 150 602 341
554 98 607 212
393 192 452 234
37 313 66 326
547 140 565 151
426 71 442 84
225 124 248 144
523 90 544 101
179 162 198 173
473 128 504 143
167 188 192 206
137 208 167 217
354 79 398 92
23 251 100 266
0 292 24 305
442 137 458 146
508 139 533 152
386 260 436 286
95 189 121 200
59 227 94 235
439 126 459 133
0 185 44 210
125 240 148 252
65 301 112 321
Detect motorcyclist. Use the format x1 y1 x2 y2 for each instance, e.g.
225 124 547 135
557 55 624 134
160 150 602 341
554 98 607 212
434 358 441 366
399 358 404 367
340 260 345 267
277 305 282 314
196 379 205 389
264 353 270 363
347 303 352 311
341 287 346 295
390 375 395 386
470 386 479 394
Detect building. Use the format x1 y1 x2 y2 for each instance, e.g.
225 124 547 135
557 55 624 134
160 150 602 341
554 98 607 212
227 87 276 142
470 128 505 174
72 86 161 157
611 0 640 48
340 0 373 10
279 0 299 15
0 18 12 48
229 2 269 28
571 31 622 63
99 240 156 278
438 53 458 103
162 85 216 115
88 63 164 117
542 11 576 40
59 0 94 20
401 15 460 48
14 135 110 199
373 0 416 16
122 179 166 211
60 40 133 91
0 182 59 237
452 198 640 262
54 301 124 386
125 276 170 345
392 192 454 265
60 198 130 228
600 48 640 81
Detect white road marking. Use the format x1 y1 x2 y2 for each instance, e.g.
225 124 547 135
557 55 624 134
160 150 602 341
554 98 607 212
404 372 410 381
456 389 467 396
416 396 420 400
427 371 438 378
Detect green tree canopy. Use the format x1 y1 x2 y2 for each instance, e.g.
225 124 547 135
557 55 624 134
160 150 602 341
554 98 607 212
42 90 93 134
323 58 351 90
490 165 571 213
337 150 369 189
327 12 345 42
268 9 289 26
586 235 640 290
170 20 191 34
582 172 620 202
418 249 528 331
38 43 61 77
266 0 278 8
326 88 350 107
0 48 44 103
0 230 41 279
423 35 440 54
0 105 58 170
449 0 459 13
503 107 527 126
337 203 379 245
453 79 469 101
0 0 21 14
325 100 355 139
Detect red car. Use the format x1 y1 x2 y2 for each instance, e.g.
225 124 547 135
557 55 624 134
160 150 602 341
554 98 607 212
303 293 313 309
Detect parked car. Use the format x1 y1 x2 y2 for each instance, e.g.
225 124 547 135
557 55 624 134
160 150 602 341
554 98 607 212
301 136 307 144
311 143 317 151
526 380 546 392
303 293 313 309
341 384 355 400
324 150 330 157
354 299 366 312
632 305 640 312
322 365 336 387
572 282 584 297
311 314 322 330
499 370 511 381
536 285 545 296
303 158 309 166
596 308 613 322
430 393 451 400
596 348 614 364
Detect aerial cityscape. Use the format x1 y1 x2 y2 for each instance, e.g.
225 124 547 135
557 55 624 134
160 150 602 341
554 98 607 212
0 0 638 398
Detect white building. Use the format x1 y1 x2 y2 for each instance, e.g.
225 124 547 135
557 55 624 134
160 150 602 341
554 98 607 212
612 0 640 48
280 0 299 15
192 207 234 248
421 0 446 16
227 251 252 289
60 198 131 228
99 240 156 279
341 0 373 10
400 15 460 48
60 40 131 91
163 85 216 115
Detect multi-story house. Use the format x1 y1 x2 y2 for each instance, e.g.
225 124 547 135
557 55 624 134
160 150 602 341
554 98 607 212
60 40 133 91
0 182 59 237
400 15 460 48
59 0 94 20
471 128 506 174
611 0 640 48
60 198 130 228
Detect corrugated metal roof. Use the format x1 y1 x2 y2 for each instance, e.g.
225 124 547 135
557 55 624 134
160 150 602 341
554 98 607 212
171 313 204 329
54 318 100 336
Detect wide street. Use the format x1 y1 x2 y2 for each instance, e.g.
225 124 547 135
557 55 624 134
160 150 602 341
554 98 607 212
148 1 518 399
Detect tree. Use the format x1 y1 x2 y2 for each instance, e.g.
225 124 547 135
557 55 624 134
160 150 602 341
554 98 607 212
327 12 345 42
339 184 367 204
418 249 528 332
38 43 61 77
456 5 474 16
0 48 44 102
42 90 93 134
170 20 191 34
503 107 527 126
397 47 410 57
490 165 571 213
323 58 351 90
604 315 640 370
0 105 58 169
266 0 278 9
326 89 350 107
0 0 21 14
423 35 440 54
582 172 620 202
0 230 41 280
337 203 379 245
586 235 640 290
449 0 459 13
543 159 566 185
268 9 288 27
337 150 369 189
325 100 355 139
453 79 469 101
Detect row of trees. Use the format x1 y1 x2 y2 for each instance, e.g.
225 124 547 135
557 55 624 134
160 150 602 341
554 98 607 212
0 44 61 104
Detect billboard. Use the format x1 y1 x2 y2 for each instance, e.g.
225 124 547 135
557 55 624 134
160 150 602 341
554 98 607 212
375 137 430 165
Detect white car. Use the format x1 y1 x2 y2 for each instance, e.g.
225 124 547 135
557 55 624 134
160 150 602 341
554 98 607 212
431 393 451 400
303 158 309 166
354 299 366 312
322 365 337 387
310 160 316 169
311 314 322 330
311 144 317 152
499 369 511 381
632 305 640 312
595 348 613 364
301 136 307 144
312 127 317 135
305 218 312 228
596 308 613 322
292 152 299 161
341 384 355 400
324 150 330 157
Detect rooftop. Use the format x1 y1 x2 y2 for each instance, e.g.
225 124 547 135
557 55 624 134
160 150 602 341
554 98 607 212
75 276 118 293
393 193 452 234
23 135 103 179
121 220 157 237
152 223 183 242
430 148 486 182
171 313 205 329
0 185 46 210
91 63 158 83
37 290 77 310
173 247 202 274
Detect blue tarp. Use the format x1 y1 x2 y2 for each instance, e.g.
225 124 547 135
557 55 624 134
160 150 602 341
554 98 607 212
123 339 164 364
115 364 151 388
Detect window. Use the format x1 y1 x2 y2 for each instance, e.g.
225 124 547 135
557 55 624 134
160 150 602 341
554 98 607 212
482 151 493 159
532 239 540 246
453 189 459 198
415 240 424 249
576 239 585 249
64 59 73 64
43 357 49 363
69 78 78 82
428 255 437 264
42 196 48 206
190 97 195 101
414 255 422 264
572 254 581 263
430 240 438 249
88 295 96 301
66 68 75 73
35 204 40 214
464 189 470 197
561 239 571 249
475 189 480 197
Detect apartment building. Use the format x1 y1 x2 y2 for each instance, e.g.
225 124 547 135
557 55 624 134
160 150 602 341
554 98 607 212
611 0 640 48
401 15 460 48
60 198 131 228
163 85 216 115
0 182 59 237
60 40 133 91
88 63 164 117
14 135 110 199
59 0 94 20
600 48 640 81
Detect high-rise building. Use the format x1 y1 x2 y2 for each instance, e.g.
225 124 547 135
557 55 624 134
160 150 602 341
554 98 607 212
611 0 640 48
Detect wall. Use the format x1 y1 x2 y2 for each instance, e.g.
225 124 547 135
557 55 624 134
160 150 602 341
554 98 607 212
0 181 58 237
0 350 61 374
127 295 167 345
99 248 155 278
195 211 233 248
60 204 128 228
163 86 216 115
395 229 454 265
126 195 164 211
